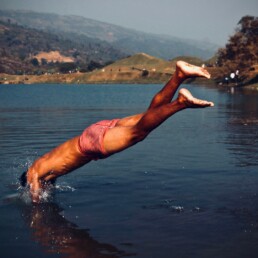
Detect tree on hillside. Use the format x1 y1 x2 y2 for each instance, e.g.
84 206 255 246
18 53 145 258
59 62 77 73
87 60 103 71
217 15 258 71
31 58 39 66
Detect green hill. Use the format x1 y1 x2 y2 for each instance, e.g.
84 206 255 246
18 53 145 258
78 53 175 84
106 53 172 73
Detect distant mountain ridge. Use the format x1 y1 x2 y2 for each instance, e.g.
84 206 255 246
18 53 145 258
0 9 219 60
0 17 129 74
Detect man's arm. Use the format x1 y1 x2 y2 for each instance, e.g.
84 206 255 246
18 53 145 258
26 136 91 202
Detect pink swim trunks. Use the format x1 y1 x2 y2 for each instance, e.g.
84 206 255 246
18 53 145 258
78 119 120 160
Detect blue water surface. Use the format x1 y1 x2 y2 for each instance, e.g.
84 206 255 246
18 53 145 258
0 83 258 258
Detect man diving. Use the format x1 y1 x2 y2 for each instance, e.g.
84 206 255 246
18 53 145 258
20 61 214 203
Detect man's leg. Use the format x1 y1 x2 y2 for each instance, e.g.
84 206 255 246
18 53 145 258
135 88 213 134
148 61 211 109
103 88 214 155
117 61 211 127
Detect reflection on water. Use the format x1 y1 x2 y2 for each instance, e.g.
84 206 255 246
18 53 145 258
18 202 133 258
223 89 258 167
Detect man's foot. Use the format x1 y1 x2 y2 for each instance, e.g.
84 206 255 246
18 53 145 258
176 61 211 80
178 88 214 108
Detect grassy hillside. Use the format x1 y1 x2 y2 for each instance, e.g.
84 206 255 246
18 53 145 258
2 51 257 87
0 52 171 84
0 53 205 84
82 53 173 83
105 53 172 72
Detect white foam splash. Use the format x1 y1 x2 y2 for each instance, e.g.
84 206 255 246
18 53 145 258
170 205 184 212
55 183 76 192
17 186 54 204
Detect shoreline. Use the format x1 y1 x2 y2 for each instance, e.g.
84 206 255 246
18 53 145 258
1 71 257 90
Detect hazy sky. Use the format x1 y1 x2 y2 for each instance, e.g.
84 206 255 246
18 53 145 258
1 0 257 45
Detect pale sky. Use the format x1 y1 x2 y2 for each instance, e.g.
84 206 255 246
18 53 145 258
1 0 257 45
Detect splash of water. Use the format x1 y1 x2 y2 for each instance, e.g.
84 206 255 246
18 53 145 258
15 181 76 204
55 183 76 192
11 154 76 204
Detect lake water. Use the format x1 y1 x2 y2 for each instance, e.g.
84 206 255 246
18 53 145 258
0 83 258 258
